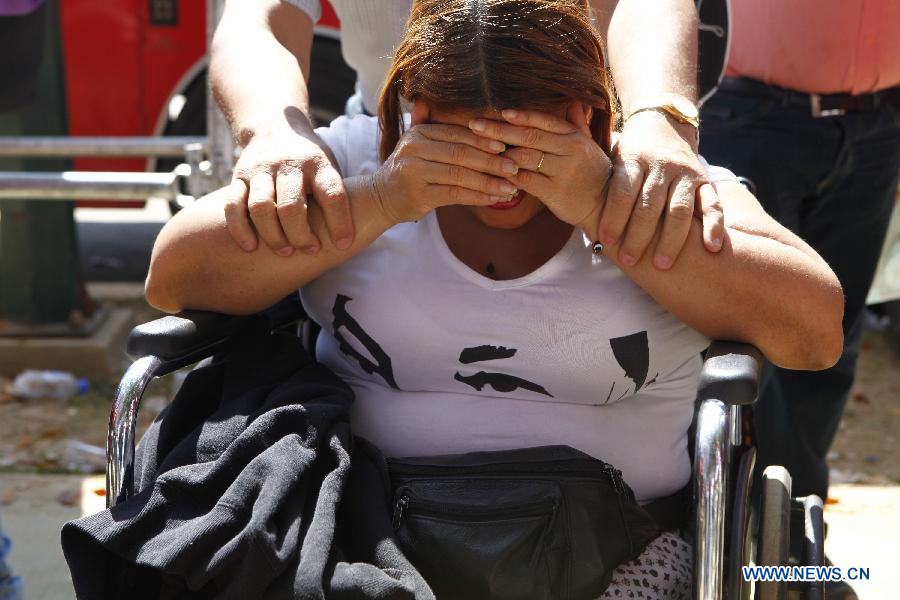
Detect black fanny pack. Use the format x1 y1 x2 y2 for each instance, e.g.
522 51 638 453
387 445 660 600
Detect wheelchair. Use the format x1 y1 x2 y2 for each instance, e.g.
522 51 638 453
104 296 827 600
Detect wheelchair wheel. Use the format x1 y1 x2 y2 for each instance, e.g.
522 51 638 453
802 495 825 600
756 466 792 600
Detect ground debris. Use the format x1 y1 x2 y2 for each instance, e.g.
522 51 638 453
0 488 16 505
56 488 80 507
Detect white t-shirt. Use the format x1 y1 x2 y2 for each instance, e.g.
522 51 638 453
286 0 412 113
300 115 727 503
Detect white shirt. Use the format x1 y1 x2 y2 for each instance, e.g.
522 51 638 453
285 0 412 113
301 115 721 503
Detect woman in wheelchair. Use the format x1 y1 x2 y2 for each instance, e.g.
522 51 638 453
145 0 843 597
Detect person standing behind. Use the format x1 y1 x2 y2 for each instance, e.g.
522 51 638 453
700 0 900 522
211 0 727 271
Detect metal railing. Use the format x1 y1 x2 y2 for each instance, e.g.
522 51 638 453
0 136 205 158
0 170 182 200
0 140 213 202
0 0 232 204
0 142 213 202
0 133 222 203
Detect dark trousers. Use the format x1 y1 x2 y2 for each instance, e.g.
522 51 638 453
700 77 900 499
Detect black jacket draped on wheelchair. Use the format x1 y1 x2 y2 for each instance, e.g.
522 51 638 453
62 318 439 599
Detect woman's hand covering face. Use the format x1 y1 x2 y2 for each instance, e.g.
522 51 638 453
469 107 612 232
469 108 725 270
372 123 523 224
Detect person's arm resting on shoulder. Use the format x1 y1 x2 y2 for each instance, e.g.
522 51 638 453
145 178 389 315
589 0 725 269
211 0 354 255
596 180 845 371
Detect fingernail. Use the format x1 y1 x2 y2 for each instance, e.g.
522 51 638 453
469 119 486 132
620 253 636 267
303 244 321 255
654 255 672 270
711 237 723 250
489 195 507 202
500 182 517 194
241 241 256 251
489 140 506 152
502 109 518 119
600 235 616 246
277 246 294 257
502 161 518 175
335 237 352 251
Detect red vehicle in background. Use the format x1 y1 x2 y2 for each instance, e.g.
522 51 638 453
59 0 354 207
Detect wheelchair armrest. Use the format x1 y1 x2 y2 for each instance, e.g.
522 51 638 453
698 341 763 406
110 294 309 506
127 294 309 373
126 310 262 369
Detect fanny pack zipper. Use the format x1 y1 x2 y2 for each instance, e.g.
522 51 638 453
392 491 557 531
389 459 619 479
390 461 627 499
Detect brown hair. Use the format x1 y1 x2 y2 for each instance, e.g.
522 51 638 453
377 0 615 161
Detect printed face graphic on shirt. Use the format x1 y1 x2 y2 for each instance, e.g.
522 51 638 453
331 293 658 403
330 295 553 397
331 294 398 389
454 344 553 397
605 331 658 404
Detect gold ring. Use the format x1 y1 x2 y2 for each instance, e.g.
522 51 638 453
536 152 545 173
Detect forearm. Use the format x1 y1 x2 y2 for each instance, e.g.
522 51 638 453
593 0 698 111
597 183 844 370
145 177 392 315
210 0 315 144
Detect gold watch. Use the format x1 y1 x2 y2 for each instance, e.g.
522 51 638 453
626 94 700 128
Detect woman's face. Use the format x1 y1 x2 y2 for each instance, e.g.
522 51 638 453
413 103 556 230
